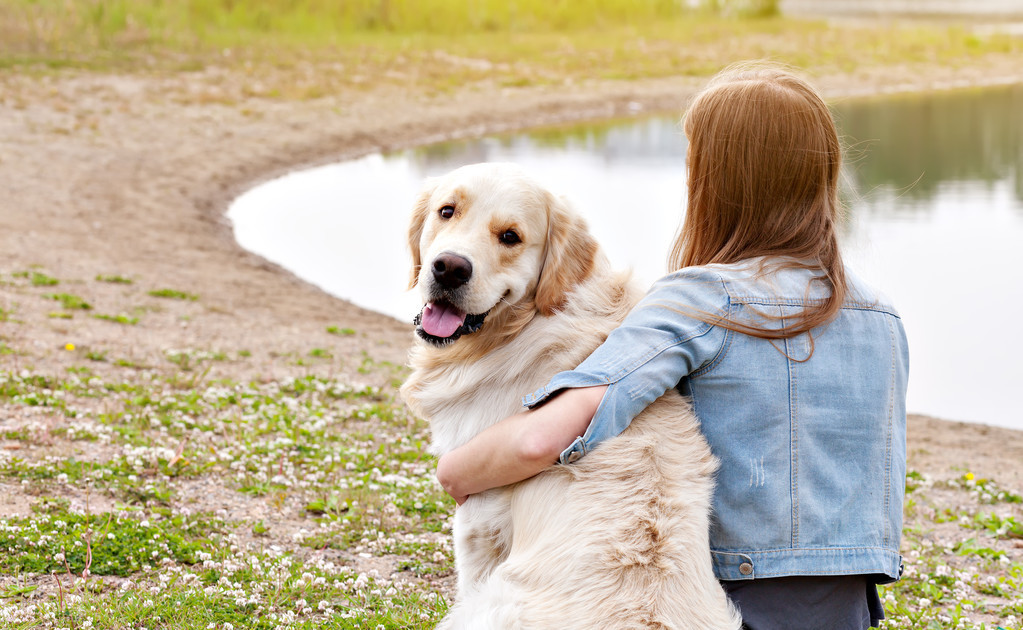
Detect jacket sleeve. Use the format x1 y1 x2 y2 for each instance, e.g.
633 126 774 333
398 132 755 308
521 267 732 464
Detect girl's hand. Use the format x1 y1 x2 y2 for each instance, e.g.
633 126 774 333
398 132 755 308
437 452 469 505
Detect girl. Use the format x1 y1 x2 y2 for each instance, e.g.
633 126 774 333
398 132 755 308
436 62 909 630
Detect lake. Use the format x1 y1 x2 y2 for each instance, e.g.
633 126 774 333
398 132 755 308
228 85 1023 430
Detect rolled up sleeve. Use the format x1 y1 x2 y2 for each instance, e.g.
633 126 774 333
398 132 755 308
521 268 732 464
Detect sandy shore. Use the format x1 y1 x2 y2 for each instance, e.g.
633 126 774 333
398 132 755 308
2 56 1023 491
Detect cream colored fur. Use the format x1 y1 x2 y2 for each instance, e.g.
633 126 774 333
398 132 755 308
401 163 741 630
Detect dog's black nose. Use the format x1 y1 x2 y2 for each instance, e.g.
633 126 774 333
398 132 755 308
432 253 473 289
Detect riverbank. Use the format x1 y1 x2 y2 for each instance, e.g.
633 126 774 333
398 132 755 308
2 39 1023 629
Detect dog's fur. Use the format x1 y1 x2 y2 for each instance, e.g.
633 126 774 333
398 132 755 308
401 163 741 629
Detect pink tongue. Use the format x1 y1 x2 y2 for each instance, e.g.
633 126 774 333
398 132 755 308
421 302 466 338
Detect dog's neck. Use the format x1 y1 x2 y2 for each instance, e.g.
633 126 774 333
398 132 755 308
402 296 544 455
402 266 639 456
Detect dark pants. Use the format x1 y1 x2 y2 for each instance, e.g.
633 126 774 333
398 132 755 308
722 575 884 630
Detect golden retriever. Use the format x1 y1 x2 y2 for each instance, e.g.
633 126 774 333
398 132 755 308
401 163 741 629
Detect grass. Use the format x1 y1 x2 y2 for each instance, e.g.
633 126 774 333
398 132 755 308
95 275 133 285
43 293 91 311
0 498 218 576
877 472 1023 629
0 362 452 628
0 343 1021 628
1 1 1021 101
148 289 199 301
92 313 139 326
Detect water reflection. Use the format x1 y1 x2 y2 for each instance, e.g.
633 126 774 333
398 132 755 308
229 85 1023 429
415 117 688 169
838 86 1023 206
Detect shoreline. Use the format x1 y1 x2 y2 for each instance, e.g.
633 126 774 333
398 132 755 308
0 60 1020 428
1 58 1021 437
213 68 1023 440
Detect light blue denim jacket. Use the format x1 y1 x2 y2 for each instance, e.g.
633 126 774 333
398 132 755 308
523 258 909 583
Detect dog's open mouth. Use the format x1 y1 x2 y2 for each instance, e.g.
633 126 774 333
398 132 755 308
414 300 488 345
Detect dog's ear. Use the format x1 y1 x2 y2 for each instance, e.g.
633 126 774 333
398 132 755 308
535 192 598 316
408 181 437 290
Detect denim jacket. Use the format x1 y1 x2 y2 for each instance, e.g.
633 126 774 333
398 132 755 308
523 258 909 583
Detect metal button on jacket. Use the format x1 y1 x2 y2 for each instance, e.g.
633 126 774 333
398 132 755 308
739 562 754 576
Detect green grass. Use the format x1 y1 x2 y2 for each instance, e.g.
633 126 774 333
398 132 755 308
0 365 452 628
148 288 199 301
29 271 59 286
43 293 92 310
12 270 59 286
0 498 219 576
4 0 710 45
93 313 140 325
1 0 1019 99
0 491 448 627
1 361 1021 628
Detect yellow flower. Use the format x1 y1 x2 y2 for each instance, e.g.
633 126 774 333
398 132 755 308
964 472 975 481
64 343 75 351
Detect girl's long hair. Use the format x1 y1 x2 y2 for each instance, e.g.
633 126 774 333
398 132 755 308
669 62 847 340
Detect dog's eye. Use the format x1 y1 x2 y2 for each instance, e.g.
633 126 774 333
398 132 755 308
439 205 455 219
499 229 521 245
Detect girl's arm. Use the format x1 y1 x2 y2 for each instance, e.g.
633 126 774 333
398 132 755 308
435 385 607 504
437 268 730 504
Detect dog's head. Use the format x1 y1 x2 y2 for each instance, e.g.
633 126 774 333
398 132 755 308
407 163 598 347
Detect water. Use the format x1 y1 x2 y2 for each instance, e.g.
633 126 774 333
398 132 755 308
229 85 1023 430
